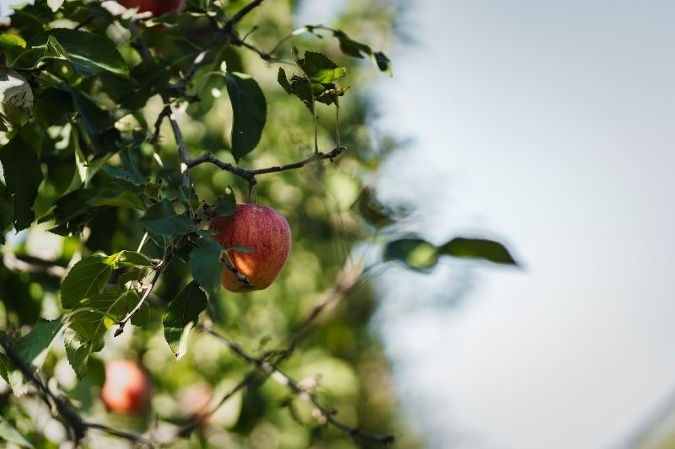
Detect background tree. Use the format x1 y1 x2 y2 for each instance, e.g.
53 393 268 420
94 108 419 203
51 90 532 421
0 1 517 448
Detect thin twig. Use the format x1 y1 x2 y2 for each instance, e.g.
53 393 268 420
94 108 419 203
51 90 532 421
199 324 395 446
115 237 182 336
84 422 155 447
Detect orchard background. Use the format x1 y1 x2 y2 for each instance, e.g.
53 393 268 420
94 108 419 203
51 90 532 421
0 1 516 448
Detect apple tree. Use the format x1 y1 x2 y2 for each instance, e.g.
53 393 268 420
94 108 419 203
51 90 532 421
0 1 517 448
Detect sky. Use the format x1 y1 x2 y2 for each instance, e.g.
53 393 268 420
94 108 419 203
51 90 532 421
360 1 675 448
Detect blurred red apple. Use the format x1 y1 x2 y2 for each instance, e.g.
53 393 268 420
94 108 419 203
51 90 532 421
101 360 151 414
118 0 185 16
209 204 291 292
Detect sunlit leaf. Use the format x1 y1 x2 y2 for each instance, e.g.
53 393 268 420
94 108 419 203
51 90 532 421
60 254 112 308
0 34 26 51
0 416 34 448
226 71 267 161
16 319 63 365
0 67 33 132
32 29 128 77
88 189 146 211
383 237 438 271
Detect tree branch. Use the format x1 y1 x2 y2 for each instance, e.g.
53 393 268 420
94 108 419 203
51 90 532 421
199 324 395 446
187 145 345 188
0 333 87 443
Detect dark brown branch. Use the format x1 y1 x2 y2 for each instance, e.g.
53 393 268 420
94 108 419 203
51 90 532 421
0 333 87 443
186 146 345 188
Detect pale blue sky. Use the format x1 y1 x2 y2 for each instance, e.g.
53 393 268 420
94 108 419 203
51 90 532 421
365 1 675 448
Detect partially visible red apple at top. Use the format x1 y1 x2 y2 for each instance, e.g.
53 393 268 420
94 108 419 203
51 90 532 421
101 360 151 414
209 203 291 292
118 0 185 16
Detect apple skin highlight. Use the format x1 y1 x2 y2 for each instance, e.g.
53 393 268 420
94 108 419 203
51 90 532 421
209 204 292 292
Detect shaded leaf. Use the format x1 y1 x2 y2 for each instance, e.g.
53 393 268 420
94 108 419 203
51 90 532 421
334 30 372 59
226 71 267 161
438 237 518 266
88 189 146 211
0 181 14 243
353 186 395 229
163 281 207 359
141 198 194 238
0 132 44 230
189 238 226 296
214 187 236 216
373 51 393 76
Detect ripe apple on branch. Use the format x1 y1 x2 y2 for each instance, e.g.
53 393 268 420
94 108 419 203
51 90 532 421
209 203 291 292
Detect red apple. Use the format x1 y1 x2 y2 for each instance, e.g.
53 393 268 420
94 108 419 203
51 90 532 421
209 203 291 292
101 360 151 414
118 0 185 16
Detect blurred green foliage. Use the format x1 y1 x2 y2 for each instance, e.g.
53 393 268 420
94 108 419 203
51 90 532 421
0 0 427 448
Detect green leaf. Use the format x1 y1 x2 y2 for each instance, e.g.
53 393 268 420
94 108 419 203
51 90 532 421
88 189 146 211
0 181 14 243
16 319 63 365
11 35 69 70
277 67 292 94
163 281 207 359
214 187 236 216
60 254 112 308
47 188 102 235
0 416 34 448
0 34 26 51
438 237 519 266
353 186 395 229
300 52 347 85
64 330 95 378
383 237 438 271
106 250 153 268
34 29 128 77
71 89 119 155
0 132 44 231
334 30 372 59
373 51 393 76
189 239 226 296
226 71 267 161
0 67 33 132
141 199 195 238
65 289 141 378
